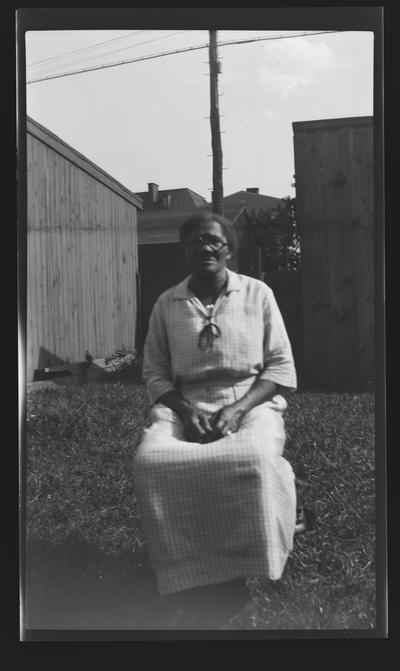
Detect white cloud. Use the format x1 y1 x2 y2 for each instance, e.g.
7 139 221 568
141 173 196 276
257 37 337 97
257 69 308 98
268 37 336 71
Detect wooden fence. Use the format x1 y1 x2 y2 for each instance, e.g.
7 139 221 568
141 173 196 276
293 117 374 390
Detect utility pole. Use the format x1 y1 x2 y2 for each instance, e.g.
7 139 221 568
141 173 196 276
209 30 223 215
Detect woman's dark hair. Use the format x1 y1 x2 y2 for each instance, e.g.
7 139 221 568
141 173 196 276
179 211 237 252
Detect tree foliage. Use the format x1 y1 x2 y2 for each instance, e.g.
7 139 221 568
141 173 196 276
247 197 300 272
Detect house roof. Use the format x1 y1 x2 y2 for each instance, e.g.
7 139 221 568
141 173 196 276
27 116 143 210
135 187 207 211
221 190 282 213
137 188 282 245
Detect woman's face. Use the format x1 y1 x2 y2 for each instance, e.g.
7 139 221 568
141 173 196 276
183 220 231 278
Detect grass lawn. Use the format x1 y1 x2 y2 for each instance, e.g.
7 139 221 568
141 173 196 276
23 368 376 631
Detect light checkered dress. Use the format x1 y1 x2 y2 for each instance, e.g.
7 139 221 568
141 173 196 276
134 270 297 595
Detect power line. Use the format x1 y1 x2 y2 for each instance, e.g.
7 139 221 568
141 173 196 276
27 31 341 85
28 30 191 75
220 86 248 128
28 30 145 68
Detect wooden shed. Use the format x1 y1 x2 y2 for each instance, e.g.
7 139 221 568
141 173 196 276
293 116 374 390
26 117 142 382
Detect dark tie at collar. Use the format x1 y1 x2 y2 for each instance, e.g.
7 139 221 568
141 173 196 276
198 314 221 351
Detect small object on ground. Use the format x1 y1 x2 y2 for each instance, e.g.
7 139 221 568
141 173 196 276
295 506 316 533
85 350 93 364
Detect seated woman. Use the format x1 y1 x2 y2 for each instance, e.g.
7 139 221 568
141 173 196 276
133 211 297 628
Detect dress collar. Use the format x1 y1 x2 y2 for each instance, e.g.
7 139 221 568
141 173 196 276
172 268 242 300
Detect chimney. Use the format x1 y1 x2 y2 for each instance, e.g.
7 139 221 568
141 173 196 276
148 182 159 205
246 188 259 194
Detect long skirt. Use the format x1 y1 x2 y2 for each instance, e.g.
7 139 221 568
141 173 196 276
133 378 296 595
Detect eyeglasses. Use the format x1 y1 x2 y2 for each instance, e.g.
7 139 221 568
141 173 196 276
185 235 228 252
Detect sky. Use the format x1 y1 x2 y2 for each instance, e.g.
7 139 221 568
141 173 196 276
25 29 374 201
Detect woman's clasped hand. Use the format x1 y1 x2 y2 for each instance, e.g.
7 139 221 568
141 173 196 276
180 402 245 443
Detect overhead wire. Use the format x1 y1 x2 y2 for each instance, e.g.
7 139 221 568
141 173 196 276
28 30 146 68
28 29 317 69
27 30 341 85
27 30 192 77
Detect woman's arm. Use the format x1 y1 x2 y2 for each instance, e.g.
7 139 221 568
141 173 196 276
144 298 216 443
258 287 297 391
209 285 295 440
236 378 279 412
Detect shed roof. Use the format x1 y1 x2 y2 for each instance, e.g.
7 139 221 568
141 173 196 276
292 116 373 133
27 116 143 210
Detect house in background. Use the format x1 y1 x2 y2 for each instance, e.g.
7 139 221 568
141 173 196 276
135 182 208 211
221 187 281 214
26 116 142 382
136 183 282 346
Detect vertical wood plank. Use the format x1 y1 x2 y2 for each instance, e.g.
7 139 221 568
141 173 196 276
60 151 71 362
96 180 105 355
52 147 64 361
47 144 59 363
72 160 82 361
119 199 129 350
117 199 126 350
86 172 97 357
66 157 75 361
295 128 332 387
79 170 91 357
90 175 100 355
132 207 138 348
347 123 374 387
49 145 59 361
26 134 37 379
100 186 110 357
320 126 357 388
114 193 123 351
31 136 43 373
73 160 82 361
127 205 137 348
39 140 50 367
77 168 87 360
111 192 120 353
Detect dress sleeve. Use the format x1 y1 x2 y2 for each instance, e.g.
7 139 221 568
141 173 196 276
258 286 297 392
142 298 176 405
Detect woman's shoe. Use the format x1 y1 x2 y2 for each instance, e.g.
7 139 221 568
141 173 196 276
295 506 316 533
